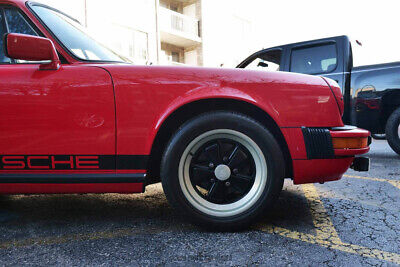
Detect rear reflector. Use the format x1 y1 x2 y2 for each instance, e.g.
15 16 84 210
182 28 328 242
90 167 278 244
332 137 368 149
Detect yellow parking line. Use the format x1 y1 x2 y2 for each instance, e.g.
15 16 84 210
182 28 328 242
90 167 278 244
257 224 319 245
388 181 400 190
344 174 400 190
343 174 388 182
255 184 400 264
257 224 400 264
1 178 399 265
302 184 341 243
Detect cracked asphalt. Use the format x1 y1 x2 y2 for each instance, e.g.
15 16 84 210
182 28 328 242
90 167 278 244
0 140 399 266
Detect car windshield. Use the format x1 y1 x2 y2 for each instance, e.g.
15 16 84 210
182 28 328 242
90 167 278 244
30 4 130 63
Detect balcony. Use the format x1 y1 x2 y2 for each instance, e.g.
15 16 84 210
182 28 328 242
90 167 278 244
159 7 201 48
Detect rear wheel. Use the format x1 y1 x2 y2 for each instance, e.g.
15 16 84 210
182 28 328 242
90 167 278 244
386 107 400 155
161 111 285 230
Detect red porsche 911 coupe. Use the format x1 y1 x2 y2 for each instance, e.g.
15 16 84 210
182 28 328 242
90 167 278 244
0 0 370 229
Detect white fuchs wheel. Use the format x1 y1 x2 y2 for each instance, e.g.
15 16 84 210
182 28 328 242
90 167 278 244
161 111 284 230
178 129 268 217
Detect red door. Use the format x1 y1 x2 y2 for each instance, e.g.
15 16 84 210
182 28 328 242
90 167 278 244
0 5 145 194
0 64 137 193
0 65 116 155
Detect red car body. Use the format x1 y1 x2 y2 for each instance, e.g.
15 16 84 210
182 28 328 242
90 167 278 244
0 0 369 195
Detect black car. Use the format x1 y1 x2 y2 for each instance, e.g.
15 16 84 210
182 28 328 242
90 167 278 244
238 35 400 155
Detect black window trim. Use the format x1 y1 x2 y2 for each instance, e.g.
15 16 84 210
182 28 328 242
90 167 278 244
26 1 128 64
1 8 9 32
0 7 12 63
1 7 12 64
289 41 339 75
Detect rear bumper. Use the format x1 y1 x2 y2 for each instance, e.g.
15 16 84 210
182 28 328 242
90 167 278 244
292 157 354 184
281 126 370 185
330 126 371 156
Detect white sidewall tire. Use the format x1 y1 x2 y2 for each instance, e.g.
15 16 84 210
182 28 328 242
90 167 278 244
161 111 285 230
178 129 267 217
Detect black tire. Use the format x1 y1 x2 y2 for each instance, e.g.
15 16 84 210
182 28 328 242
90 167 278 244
386 107 400 155
161 111 285 231
371 134 386 140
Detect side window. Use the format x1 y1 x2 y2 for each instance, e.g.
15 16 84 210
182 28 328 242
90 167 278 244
246 58 280 72
0 7 39 64
0 9 11 63
4 8 37 36
244 50 282 72
290 44 337 74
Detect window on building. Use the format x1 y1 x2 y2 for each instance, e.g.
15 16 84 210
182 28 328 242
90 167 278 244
161 42 184 65
290 44 337 74
170 3 179 12
133 30 148 62
171 52 180 63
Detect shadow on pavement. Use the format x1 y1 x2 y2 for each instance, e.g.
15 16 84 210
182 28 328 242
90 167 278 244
0 183 310 235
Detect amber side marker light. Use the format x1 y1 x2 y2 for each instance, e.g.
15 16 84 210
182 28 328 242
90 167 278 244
332 137 369 149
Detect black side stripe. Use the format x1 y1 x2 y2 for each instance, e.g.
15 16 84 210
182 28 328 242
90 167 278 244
0 173 145 184
116 155 148 170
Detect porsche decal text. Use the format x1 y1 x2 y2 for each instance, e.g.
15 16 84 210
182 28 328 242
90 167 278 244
0 155 99 170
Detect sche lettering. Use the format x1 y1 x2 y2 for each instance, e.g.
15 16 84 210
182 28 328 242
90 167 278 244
0 155 99 170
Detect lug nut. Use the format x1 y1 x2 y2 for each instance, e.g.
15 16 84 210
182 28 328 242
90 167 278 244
223 157 228 162
209 162 214 168
210 178 215 183
233 169 239 174
225 181 230 187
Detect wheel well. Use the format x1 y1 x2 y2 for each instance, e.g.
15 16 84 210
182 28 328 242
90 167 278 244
146 98 293 184
380 91 400 131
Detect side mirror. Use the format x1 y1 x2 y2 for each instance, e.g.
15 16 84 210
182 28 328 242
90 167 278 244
257 61 269 68
4 33 60 70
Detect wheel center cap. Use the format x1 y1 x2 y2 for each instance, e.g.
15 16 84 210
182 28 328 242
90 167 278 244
214 164 231 181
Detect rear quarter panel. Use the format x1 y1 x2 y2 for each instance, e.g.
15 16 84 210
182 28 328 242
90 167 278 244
102 65 343 156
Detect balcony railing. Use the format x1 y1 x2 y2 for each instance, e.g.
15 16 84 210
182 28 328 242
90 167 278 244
159 7 200 39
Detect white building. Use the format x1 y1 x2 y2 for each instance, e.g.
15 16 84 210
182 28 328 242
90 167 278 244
36 0 261 67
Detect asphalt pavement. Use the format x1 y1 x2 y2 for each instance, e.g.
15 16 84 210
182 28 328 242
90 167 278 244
0 140 399 266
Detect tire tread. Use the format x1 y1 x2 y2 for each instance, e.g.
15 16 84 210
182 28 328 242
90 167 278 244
161 111 285 231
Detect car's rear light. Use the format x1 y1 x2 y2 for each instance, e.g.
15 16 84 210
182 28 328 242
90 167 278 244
322 77 344 117
332 137 369 149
